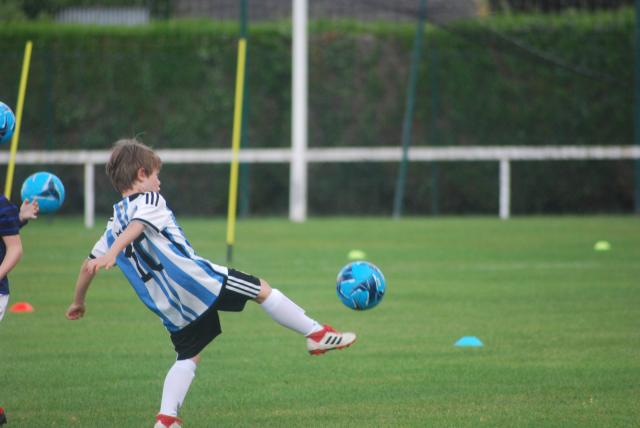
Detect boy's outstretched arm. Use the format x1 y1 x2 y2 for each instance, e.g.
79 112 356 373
66 258 96 320
86 221 145 274
67 221 145 319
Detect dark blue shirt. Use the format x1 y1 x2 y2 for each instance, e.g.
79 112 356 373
0 195 23 295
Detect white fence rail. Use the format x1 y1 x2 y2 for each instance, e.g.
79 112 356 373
1 145 639 227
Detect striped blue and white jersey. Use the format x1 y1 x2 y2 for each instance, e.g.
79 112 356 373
91 192 228 332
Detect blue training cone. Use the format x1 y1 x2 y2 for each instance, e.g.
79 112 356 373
454 336 483 347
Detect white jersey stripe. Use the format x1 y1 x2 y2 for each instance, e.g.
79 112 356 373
114 202 126 229
194 259 226 285
154 267 207 319
123 197 130 223
143 265 196 323
159 229 228 288
136 255 199 322
147 274 195 326
148 251 216 311
147 239 222 302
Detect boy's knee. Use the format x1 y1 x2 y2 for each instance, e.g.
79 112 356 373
255 279 272 304
177 354 200 366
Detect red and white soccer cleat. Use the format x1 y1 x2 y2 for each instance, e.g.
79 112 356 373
306 324 356 355
154 414 182 428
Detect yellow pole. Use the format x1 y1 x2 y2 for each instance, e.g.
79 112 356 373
226 38 247 263
5 41 33 199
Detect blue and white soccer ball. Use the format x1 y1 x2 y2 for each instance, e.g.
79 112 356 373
0 101 16 144
21 172 65 214
336 261 386 310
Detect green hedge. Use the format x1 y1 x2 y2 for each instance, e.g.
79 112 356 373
0 9 634 216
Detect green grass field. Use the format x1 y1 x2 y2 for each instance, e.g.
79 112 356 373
0 216 638 427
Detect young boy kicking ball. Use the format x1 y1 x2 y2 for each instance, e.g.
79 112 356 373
66 138 356 428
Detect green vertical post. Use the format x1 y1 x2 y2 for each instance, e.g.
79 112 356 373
239 0 251 217
429 45 439 215
635 0 640 213
45 49 55 151
393 0 427 218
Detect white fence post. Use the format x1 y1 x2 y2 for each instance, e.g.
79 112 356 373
499 158 510 220
290 0 308 222
84 162 95 228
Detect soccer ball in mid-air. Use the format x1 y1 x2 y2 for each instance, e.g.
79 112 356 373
21 172 66 214
0 101 16 144
336 261 386 310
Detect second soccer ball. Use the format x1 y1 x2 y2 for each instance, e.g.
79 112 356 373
21 172 66 214
336 261 386 310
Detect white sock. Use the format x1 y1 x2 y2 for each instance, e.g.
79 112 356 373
159 359 197 417
260 289 322 336
0 294 9 322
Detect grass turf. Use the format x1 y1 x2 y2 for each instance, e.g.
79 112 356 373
0 216 638 427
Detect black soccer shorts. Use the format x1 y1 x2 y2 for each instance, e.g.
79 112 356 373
170 268 262 360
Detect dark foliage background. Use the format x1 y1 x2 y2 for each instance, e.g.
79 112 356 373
0 8 633 216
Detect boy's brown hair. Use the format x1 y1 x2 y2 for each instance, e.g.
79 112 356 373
106 138 162 193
